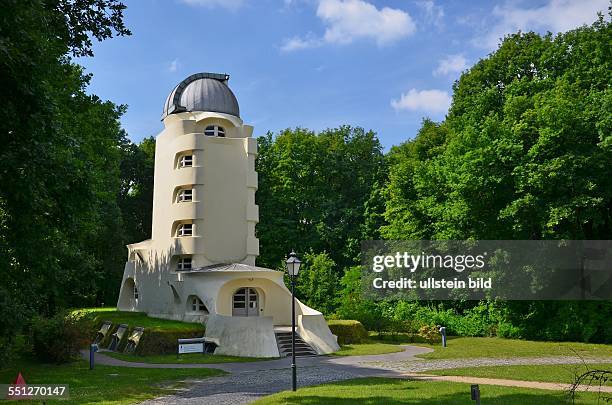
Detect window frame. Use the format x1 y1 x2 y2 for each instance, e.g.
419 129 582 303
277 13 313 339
177 257 192 271
191 296 207 313
176 188 193 203
204 125 225 137
176 223 193 237
179 154 193 168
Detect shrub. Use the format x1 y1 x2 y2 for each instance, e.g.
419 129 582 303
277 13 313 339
30 311 92 364
136 329 203 355
327 320 368 344
418 325 441 344
92 319 205 355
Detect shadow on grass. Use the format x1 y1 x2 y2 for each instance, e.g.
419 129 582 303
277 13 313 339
259 378 591 405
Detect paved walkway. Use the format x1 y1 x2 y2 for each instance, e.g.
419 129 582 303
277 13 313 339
83 348 612 404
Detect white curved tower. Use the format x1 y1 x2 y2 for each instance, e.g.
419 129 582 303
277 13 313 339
152 72 259 268
117 72 339 358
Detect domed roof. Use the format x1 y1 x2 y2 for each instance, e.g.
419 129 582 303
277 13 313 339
162 72 240 119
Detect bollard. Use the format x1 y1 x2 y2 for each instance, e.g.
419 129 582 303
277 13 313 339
471 384 480 405
89 343 99 370
439 326 447 348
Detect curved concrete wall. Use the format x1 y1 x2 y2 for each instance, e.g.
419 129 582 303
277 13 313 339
205 314 279 358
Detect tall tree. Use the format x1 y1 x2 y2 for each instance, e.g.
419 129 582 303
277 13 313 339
381 14 611 341
256 126 386 271
0 0 130 343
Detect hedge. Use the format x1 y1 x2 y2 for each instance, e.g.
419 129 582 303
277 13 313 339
93 319 204 355
327 320 368 344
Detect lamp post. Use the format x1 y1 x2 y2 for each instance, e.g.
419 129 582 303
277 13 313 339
285 250 302 392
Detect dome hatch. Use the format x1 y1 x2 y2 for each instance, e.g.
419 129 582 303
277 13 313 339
162 72 240 119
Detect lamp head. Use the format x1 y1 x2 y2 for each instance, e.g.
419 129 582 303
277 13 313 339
285 250 302 276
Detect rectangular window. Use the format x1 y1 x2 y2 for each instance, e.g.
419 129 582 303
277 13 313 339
177 223 193 237
180 155 193 168
177 189 193 202
177 257 192 271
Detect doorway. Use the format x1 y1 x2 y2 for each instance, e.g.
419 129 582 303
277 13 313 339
232 287 259 316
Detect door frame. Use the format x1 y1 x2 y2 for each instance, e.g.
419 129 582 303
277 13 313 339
232 287 259 317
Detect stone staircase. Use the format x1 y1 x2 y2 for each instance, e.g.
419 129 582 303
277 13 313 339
274 328 317 357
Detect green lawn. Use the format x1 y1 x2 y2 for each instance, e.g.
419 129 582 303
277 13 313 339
105 352 271 364
332 342 404 356
74 307 203 332
426 363 612 386
411 337 612 360
252 377 602 404
0 357 224 404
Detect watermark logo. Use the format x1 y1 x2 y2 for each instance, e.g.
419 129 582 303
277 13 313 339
362 240 612 301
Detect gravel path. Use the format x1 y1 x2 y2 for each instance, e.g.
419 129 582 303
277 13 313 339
365 356 612 373
85 348 612 404
141 365 364 405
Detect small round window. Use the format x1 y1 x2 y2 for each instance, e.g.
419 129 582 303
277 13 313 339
204 125 225 137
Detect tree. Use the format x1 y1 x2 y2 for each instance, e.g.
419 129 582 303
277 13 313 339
256 126 386 272
380 14 612 342
296 252 338 315
0 0 130 361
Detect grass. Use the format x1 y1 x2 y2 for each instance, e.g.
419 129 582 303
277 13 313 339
105 352 271 364
332 342 404 356
426 363 612 386
0 357 224 404
409 337 612 360
252 377 603 404
74 307 203 332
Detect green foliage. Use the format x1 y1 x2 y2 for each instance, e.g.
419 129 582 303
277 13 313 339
327 320 369 344
136 330 203 356
78 308 203 332
29 312 92 364
80 309 204 355
0 0 131 364
297 252 338 314
379 15 612 343
256 127 386 271
417 325 441 344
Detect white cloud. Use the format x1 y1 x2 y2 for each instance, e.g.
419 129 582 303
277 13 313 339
416 0 444 27
391 89 451 114
318 0 415 45
168 58 180 72
281 0 415 51
479 0 608 49
433 54 468 76
179 0 246 10
280 34 322 52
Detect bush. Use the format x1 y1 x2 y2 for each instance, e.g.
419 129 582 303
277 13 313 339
92 319 204 355
136 329 203 355
30 312 92 364
327 320 368 344
418 325 441 344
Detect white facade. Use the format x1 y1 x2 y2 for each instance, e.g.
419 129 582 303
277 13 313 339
117 73 339 357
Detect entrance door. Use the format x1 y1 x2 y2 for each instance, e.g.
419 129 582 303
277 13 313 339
232 288 259 316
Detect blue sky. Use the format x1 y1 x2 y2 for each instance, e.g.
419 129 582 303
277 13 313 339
78 0 607 149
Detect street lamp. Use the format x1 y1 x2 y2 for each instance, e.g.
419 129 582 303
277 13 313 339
285 250 302 392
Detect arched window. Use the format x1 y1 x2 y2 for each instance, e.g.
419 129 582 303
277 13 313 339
204 125 225 137
134 285 139 300
189 296 208 313
176 188 193 203
176 223 193 237
178 154 193 168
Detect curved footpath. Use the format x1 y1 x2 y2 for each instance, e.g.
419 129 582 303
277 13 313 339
82 348 612 405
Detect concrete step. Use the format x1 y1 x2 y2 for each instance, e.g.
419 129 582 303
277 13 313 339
274 330 318 357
